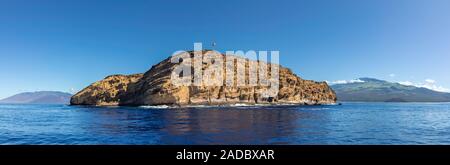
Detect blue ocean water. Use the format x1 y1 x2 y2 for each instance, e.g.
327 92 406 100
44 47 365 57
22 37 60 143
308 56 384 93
0 102 449 144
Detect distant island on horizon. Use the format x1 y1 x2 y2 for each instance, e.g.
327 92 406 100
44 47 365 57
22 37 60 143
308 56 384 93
331 78 450 102
0 91 72 105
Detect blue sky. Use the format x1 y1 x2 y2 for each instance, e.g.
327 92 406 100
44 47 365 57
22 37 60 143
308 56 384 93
1 0 450 99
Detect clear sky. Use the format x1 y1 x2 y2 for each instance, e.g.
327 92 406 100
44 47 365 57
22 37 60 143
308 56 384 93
1 0 450 99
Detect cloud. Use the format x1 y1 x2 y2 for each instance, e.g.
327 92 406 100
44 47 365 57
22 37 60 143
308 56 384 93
389 74 396 78
398 81 413 86
425 79 435 84
326 79 365 85
70 88 78 94
398 79 450 93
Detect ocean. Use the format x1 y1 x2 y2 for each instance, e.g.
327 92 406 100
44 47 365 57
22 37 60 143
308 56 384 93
0 102 449 144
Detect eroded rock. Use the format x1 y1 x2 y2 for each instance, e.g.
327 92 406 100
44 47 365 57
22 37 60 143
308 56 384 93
70 74 143 106
71 51 336 106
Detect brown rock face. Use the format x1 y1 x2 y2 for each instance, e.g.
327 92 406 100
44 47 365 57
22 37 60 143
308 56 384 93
70 74 143 106
71 51 336 106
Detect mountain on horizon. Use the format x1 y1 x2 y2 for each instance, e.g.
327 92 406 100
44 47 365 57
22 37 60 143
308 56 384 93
331 78 450 102
0 91 72 104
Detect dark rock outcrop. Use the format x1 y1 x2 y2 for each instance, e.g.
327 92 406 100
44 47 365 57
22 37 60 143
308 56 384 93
71 51 336 106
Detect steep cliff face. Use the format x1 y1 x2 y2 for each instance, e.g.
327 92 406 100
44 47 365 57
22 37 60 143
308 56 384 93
71 51 336 106
70 74 143 106
278 68 337 105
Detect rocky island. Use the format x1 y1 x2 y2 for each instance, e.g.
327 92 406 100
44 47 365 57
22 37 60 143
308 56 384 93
71 50 336 106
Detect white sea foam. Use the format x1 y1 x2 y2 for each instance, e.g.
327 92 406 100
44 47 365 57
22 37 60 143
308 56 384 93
138 102 338 109
323 103 341 106
139 105 173 109
201 103 275 107
229 103 260 107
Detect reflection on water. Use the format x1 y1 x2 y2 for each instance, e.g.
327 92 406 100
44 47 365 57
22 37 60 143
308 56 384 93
0 103 450 144
160 107 306 144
